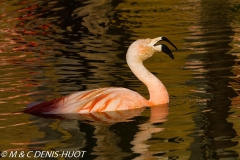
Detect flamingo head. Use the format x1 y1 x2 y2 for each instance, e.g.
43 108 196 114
127 37 177 62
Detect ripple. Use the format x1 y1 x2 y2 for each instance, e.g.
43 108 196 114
0 0 240 159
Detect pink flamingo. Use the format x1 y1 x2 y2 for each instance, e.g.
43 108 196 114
25 37 177 114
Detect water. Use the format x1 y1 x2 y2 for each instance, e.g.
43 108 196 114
0 0 240 159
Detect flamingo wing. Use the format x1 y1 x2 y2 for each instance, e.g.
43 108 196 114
24 87 148 114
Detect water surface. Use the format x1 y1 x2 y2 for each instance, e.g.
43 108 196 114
1 0 240 159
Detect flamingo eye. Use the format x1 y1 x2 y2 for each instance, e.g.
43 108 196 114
142 39 151 47
146 38 151 44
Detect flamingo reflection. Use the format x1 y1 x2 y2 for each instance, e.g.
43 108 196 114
31 104 169 159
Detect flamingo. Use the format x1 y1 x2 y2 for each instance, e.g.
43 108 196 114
24 37 177 114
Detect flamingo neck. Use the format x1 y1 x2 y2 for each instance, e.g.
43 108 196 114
127 59 169 105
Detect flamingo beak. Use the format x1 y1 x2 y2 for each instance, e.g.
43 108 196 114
161 44 174 59
160 37 178 50
151 37 177 60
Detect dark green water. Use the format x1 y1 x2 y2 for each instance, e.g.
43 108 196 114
0 0 240 159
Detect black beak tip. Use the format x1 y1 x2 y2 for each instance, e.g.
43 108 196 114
161 37 178 50
162 44 174 59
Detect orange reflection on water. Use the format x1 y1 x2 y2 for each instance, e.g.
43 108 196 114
31 104 169 159
131 104 169 159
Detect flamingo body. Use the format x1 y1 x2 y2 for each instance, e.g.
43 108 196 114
25 87 148 114
25 37 177 114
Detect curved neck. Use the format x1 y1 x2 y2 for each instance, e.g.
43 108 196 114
127 58 169 105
